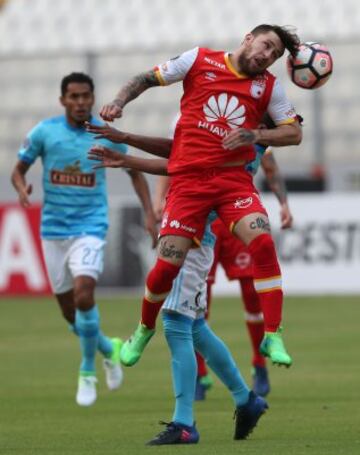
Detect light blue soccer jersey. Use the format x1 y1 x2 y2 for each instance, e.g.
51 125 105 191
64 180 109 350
18 115 127 239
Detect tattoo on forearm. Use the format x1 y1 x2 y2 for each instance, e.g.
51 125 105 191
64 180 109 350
116 70 159 106
249 217 271 232
240 130 256 143
159 239 185 260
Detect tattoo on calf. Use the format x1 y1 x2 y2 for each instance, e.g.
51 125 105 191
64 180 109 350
249 217 271 232
159 240 185 260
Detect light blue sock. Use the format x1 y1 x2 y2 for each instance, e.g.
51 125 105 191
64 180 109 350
193 318 249 407
75 306 99 375
70 318 112 357
97 332 113 358
162 312 196 427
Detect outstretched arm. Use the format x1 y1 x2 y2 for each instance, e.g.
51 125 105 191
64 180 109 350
99 48 199 121
261 151 293 229
11 161 33 208
222 121 302 150
88 145 169 175
85 122 172 158
99 70 160 121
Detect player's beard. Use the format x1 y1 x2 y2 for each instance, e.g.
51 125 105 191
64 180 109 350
237 52 264 77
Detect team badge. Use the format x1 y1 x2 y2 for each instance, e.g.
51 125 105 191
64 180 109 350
250 79 266 99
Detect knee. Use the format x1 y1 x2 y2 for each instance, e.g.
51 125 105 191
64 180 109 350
163 312 193 341
248 233 275 257
73 287 94 311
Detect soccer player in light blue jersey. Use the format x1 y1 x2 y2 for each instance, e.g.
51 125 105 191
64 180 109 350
11 73 158 407
86 125 273 445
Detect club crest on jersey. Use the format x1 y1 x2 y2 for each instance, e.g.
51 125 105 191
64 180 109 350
250 79 266 99
234 197 253 209
50 160 95 187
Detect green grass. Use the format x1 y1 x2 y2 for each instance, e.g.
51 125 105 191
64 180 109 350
0 295 359 455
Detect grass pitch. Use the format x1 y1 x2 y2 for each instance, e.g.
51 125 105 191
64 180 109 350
0 295 359 455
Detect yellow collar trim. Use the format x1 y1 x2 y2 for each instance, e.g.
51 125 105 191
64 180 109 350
224 53 249 79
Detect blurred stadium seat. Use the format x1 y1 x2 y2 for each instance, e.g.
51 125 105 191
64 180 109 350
0 0 360 198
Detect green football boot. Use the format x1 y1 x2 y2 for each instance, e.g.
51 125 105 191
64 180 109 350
120 323 155 367
260 327 292 367
199 373 214 390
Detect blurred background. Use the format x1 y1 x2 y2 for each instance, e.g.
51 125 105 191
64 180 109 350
1 0 360 296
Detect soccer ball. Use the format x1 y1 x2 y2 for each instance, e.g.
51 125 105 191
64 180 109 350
286 42 333 89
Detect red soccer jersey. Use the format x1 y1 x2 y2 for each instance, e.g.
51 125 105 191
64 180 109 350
155 47 284 175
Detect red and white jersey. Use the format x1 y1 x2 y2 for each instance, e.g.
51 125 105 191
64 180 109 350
155 47 296 175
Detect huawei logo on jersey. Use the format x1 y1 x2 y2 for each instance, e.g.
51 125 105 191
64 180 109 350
203 93 246 129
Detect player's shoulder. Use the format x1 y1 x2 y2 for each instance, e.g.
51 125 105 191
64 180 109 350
26 116 63 140
199 47 225 58
261 69 277 83
37 115 66 130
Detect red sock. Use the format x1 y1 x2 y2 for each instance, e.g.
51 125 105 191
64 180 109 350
141 258 181 329
196 351 208 377
240 277 266 367
247 234 283 332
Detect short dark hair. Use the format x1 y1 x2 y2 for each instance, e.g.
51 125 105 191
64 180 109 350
251 24 300 57
61 72 94 96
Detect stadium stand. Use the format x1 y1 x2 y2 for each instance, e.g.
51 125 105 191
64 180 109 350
0 0 360 198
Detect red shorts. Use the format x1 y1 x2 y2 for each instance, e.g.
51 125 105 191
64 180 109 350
160 167 268 245
207 218 253 284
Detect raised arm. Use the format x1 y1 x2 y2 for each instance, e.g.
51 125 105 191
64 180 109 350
85 122 172 158
88 145 169 175
99 48 199 121
11 161 33 208
222 79 302 150
100 70 160 121
260 151 293 229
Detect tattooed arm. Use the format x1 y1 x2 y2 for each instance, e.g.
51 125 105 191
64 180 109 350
100 70 160 121
261 150 293 229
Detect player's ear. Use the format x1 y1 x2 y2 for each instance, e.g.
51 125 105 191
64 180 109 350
59 96 66 107
243 33 254 45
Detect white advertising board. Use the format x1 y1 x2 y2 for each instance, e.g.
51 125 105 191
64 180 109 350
213 193 360 295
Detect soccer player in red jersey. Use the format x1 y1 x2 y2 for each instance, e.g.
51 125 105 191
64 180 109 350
152 147 293 399
198 149 293 398
100 24 302 367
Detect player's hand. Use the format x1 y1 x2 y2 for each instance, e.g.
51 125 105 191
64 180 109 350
99 100 123 122
152 198 165 223
222 128 258 150
85 122 127 143
88 145 127 169
144 212 158 248
18 183 32 208
280 202 293 229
